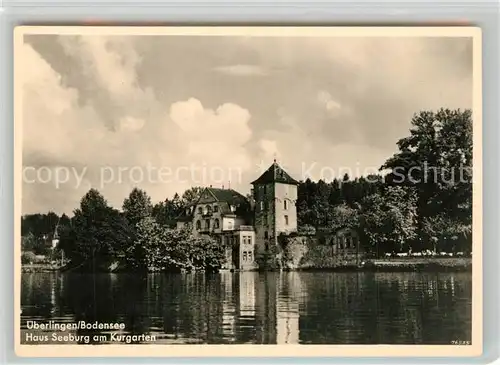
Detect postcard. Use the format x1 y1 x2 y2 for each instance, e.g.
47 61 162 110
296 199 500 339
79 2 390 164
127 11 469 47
14 25 482 357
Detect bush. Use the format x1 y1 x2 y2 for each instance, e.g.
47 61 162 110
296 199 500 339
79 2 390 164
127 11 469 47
297 225 316 236
21 251 36 264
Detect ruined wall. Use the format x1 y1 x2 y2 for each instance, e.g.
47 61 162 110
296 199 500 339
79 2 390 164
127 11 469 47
279 235 366 270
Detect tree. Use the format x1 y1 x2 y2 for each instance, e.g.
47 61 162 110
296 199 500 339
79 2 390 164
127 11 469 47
131 216 165 270
312 180 330 227
60 189 134 266
381 108 472 232
181 187 204 206
122 188 153 228
21 211 60 239
136 220 226 272
21 232 38 253
59 213 71 228
152 193 182 227
21 251 37 264
422 214 472 253
361 186 418 255
327 204 359 231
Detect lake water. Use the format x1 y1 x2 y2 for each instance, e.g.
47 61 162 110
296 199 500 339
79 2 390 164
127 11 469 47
20 271 472 345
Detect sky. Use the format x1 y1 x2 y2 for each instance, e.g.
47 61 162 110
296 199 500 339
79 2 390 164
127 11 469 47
20 32 473 215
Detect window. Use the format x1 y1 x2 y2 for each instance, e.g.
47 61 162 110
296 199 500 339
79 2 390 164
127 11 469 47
263 215 268 226
196 220 201 230
243 252 248 261
264 231 268 239
284 200 288 210
263 185 267 194
205 219 210 230
206 205 212 214
228 221 233 230
214 219 220 229
265 242 269 251
344 233 352 249
248 252 253 262
213 205 218 213
198 207 202 214
260 201 264 211
264 201 269 211
284 215 289 225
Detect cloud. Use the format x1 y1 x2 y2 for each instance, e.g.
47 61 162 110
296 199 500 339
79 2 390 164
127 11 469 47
21 37 256 215
169 98 253 170
118 116 145 132
316 90 342 114
258 139 280 160
21 34 473 215
213 64 267 76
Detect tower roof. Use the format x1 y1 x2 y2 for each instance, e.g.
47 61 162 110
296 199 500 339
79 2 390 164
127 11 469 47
251 161 299 185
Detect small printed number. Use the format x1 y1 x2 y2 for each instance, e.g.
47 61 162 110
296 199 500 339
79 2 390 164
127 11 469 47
451 340 471 345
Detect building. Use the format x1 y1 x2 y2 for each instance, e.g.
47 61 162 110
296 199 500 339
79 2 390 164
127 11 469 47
175 160 299 271
251 160 299 257
175 185 256 270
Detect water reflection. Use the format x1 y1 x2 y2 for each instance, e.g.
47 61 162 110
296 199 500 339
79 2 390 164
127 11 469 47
21 271 471 345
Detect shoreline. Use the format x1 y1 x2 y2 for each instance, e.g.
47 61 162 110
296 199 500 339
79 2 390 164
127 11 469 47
21 257 472 273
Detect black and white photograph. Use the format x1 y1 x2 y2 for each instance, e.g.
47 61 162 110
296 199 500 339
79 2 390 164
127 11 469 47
15 26 482 356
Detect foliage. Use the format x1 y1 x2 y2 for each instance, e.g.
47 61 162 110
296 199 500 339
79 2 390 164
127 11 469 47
21 251 37 264
327 204 360 231
21 211 59 237
295 108 472 254
135 219 226 272
59 189 134 265
297 225 316 236
381 108 472 232
297 175 384 228
152 193 183 227
21 232 48 255
422 214 472 253
122 188 153 228
361 186 418 255
181 187 204 205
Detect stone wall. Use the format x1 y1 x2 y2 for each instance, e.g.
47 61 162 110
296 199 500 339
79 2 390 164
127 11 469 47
276 235 365 270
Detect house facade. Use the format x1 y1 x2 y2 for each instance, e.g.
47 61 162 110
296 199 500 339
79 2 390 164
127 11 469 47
175 185 257 270
175 160 299 271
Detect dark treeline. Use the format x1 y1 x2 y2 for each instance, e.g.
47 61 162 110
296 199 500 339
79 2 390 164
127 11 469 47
297 108 472 255
21 108 472 268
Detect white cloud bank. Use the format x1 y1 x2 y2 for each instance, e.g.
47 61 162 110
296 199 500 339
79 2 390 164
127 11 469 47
21 38 257 214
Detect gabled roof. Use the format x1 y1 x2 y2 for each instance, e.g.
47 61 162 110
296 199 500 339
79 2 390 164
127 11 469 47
175 187 250 222
251 161 299 185
205 187 248 206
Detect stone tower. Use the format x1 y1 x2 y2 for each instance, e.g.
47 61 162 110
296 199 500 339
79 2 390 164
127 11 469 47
251 160 299 257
